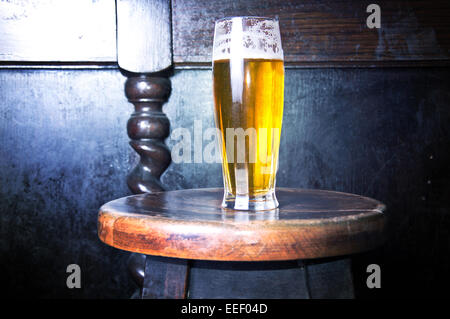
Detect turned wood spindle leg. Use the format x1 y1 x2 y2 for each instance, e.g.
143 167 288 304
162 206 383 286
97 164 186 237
125 76 171 193
124 75 173 294
116 0 176 297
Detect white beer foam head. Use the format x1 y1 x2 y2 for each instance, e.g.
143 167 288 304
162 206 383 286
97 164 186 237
213 17 284 61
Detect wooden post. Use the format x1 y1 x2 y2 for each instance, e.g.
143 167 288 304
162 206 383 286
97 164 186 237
124 75 171 193
116 0 176 297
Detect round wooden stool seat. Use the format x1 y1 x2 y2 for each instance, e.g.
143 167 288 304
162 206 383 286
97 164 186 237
98 188 386 262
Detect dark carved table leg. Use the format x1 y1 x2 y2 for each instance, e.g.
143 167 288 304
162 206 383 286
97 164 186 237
125 75 171 194
124 75 172 292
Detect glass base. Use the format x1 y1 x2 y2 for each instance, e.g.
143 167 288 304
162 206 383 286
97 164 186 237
222 190 279 211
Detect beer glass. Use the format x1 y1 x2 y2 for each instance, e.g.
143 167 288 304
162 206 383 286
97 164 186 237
213 17 284 210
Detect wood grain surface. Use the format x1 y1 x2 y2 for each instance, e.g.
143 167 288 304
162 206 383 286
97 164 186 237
172 0 450 66
1 0 448 67
98 188 386 261
0 0 116 62
117 0 172 73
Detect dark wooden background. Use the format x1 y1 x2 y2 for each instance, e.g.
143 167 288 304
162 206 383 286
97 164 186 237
172 0 450 66
0 0 449 298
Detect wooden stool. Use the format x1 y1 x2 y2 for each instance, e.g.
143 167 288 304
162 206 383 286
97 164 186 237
98 188 386 299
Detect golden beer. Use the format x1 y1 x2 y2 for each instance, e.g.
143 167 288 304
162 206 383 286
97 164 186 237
213 59 284 197
213 16 284 210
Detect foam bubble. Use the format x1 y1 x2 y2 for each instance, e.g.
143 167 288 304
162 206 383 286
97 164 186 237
213 17 284 61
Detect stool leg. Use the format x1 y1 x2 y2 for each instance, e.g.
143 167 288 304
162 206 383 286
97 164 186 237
304 258 355 299
141 255 190 299
128 253 145 288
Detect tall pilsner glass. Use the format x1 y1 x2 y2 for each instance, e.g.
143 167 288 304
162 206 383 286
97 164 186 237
213 17 284 211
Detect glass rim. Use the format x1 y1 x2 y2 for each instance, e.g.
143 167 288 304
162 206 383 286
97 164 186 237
214 16 279 24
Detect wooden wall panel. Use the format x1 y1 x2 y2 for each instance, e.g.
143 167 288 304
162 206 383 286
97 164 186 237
172 0 450 66
116 0 172 73
0 0 116 62
1 0 449 67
